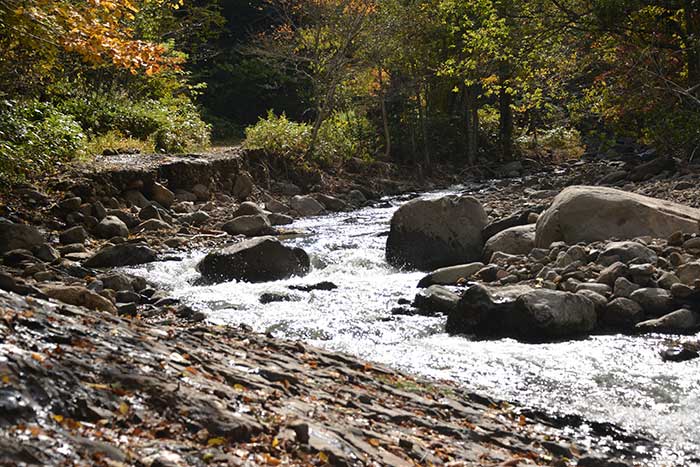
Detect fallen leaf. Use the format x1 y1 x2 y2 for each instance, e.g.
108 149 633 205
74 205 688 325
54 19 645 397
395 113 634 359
207 437 225 447
368 438 380 447
264 454 281 465
272 437 280 448
118 401 129 416
31 353 45 362
318 452 329 463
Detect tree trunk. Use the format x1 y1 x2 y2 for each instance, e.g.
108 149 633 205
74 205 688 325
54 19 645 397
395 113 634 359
498 64 514 161
464 85 479 165
684 2 700 94
416 84 431 175
379 66 391 159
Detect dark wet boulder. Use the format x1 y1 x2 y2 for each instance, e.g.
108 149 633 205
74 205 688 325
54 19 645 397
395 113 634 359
0 220 44 253
413 285 460 315
84 243 157 268
197 236 310 283
446 284 596 341
636 308 700 334
386 195 488 270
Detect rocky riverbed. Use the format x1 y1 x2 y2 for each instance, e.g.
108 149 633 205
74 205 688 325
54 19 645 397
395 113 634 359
1 150 700 465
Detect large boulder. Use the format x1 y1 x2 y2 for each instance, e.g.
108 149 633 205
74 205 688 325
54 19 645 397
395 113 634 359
386 195 488 270
535 186 700 247
84 244 157 268
0 220 44 253
291 196 326 217
446 284 596 341
483 224 535 262
197 236 310 283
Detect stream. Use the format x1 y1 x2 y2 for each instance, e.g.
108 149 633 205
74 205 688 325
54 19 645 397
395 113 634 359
126 187 700 466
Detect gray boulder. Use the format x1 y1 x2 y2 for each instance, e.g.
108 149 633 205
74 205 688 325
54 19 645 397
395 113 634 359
536 186 700 247
95 216 129 239
446 284 596 341
0 220 44 253
417 262 484 288
232 172 255 200
313 194 348 212
291 195 326 217
197 236 310 283
601 298 644 328
597 241 658 266
636 309 699 333
268 213 294 226
483 224 535 262
84 244 157 268
386 195 488 270
151 182 175 208
233 202 267 218
179 211 210 226
412 285 460 315
629 288 674 315
41 285 116 313
59 226 88 245
222 214 273 237
677 262 700 285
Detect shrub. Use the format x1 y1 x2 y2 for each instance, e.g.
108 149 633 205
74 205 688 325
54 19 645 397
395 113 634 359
0 99 86 184
243 110 375 166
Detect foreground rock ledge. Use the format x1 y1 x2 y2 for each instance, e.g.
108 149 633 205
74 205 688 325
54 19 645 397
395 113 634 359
0 291 649 466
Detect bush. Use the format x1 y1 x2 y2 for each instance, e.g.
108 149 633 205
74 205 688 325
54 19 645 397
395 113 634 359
243 110 375 166
0 99 86 184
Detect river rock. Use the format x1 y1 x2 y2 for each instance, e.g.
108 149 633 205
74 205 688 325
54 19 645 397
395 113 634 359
84 244 157 268
59 226 88 245
613 277 640 298
446 284 596 341
535 186 700 247
179 211 210 226
291 196 326 217
232 172 255 200
313 194 348 212
192 184 210 201
135 219 172 232
601 298 644 328
151 182 175 208
100 273 134 292
123 190 150 209
417 262 484 288
222 214 273 237
483 224 535 262
597 262 628 286
386 195 488 270
0 220 44 253
197 236 310 283
346 190 367 206
138 204 161 221
262 195 290 214
413 285 460 315
677 262 700 285
268 213 294 226
59 196 82 211
95 216 129 239
41 285 116 313
597 241 658 266
629 288 674 315
636 308 699 333
233 202 267 218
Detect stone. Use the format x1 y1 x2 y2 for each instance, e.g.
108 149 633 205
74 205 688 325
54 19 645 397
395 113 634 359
276 182 301 196
84 244 157 268
597 262 628 286
106 209 140 228
347 190 367 206
197 236 310 283
100 273 134 292
601 298 644 328
668 231 684 247
60 226 88 245
412 285 460 315
0 220 44 253
682 237 700 251
660 346 699 362
535 186 700 248
35 244 60 263
576 289 608 312
670 283 694 299
262 195 290 214
417 263 484 288
93 201 107 220
59 197 82 211
613 276 640 298
3 249 35 266
95 216 129 239
233 202 267 218
657 272 681 289
482 224 535 262
290 195 326 217
134 219 172 232
447 285 596 341
268 213 294 226
386 195 488 270
174 190 198 202
629 288 674 316
259 292 299 304
576 282 612 296
192 184 211 201
677 262 700 285
482 210 535 240
287 281 338 292
232 172 255 200
41 285 116 313
179 211 210 226
598 241 658 266
313 194 348 212
151 182 175 208
139 204 162 221
636 308 699 333
222 214 273 237
123 190 150 209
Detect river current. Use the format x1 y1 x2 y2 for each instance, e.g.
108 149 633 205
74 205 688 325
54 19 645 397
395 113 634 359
126 187 700 466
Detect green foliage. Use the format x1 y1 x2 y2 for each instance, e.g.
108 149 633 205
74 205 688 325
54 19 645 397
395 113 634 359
244 110 376 166
0 100 86 184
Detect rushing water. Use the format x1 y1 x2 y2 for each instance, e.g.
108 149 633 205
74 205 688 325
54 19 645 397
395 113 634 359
126 188 700 466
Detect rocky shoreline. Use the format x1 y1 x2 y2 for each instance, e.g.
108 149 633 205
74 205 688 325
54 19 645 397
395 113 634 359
1 150 700 465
